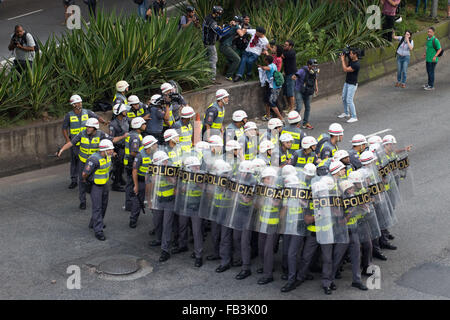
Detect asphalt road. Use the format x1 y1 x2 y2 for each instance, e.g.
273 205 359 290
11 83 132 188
0 0 183 60
0 55 449 300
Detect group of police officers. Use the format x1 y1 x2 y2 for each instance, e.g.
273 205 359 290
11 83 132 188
57 81 413 295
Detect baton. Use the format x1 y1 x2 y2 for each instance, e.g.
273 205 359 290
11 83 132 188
135 190 146 215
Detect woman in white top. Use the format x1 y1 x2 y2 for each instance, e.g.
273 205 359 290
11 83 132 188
393 30 414 88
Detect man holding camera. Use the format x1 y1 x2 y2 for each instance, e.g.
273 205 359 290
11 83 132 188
179 6 200 30
8 25 36 74
146 94 170 144
293 59 319 130
338 48 360 123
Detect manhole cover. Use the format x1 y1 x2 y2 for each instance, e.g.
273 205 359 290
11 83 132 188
97 258 140 276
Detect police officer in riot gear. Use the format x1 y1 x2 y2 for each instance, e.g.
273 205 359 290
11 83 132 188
109 103 129 192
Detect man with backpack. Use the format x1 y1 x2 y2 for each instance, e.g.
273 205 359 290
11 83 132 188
258 55 284 121
422 26 443 90
293 59 319 130
8 25 37 74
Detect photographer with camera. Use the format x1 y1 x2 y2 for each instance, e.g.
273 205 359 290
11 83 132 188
146 94 170 144
179 6 200 30
338 48 361 123
293 58 319 130
160 82 186 126
219 16 248 81
8 25 36 74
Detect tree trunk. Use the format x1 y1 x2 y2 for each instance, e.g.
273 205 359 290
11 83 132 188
431 0 438 18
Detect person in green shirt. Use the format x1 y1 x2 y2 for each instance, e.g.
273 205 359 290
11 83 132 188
422 26 442 90
219 17 247 81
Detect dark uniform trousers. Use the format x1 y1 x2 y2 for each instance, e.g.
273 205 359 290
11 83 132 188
124 166 133 210
234 229 252 270
161 209 176 253
79 164 88 205
219 226 233 267
210 221 221 258
372 229 390 251
232 229 242 263
89 184 109 234
152 209 164 242
332 230 362 284
130 179 145 223
282 234 290 273
178 216 204 258
361 240 373 271
286 235 305 283
112 147 125 186
296 235 334 288
70 146 80 183
258 232 278 279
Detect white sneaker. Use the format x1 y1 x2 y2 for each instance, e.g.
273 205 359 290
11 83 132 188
347 117 358 123
423 84 430 88
338 113 349 118
424 86 434 90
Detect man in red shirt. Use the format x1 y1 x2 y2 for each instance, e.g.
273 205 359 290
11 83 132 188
381 0 401 42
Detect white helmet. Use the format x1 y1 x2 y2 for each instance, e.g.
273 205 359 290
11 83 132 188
142 135 158 149
150 94 162 105
348 170 364 184
180 106 195 118
225 139 242 151
213 159 232 175
232 110 248 122
360 151 376 165
238 160 254 174
69 94 82 105
280 133 294 143
184 156 201 168
208 135 223 147
252 158 267 173
215 89 230 101
351 134 367 146
161 82 174 94
304 163 317 177
287 111 301 124
259 140 275 153
382 134 396 145
312 181 328 193
328 123 344 136
128 95 140 105
329 160 346 175
113 103 127 116
284 175 300 187
261 166 278 178
164 129 179 142
244 121 257 132
268 118 283 130
116 80 129 92
339 180 354 193
321 176 336 190
334 150 349 162
153 151 169 165
131 117 146 129
368 135 382 145
281 165 297 178
99 139 114 151
85 118 99 129
194 141 210 152
369 143 381 154
301 136 317 149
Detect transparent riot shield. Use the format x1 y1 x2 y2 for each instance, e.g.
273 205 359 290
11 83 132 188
396 151 415 201
174 167 206 217
222 172 256 231
278 172 311 236
146 164 179 211
376 146 402 212
360 164 396 230
198 171 231 222
311 175 349 245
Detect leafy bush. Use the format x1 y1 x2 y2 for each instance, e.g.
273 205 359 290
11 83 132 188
0 12 210 126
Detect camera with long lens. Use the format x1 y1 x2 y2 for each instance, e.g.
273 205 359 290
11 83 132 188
169 92 183 104
339 45 364 59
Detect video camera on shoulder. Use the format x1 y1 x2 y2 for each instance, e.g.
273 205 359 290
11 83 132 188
339 45 365 59
169 92 183 104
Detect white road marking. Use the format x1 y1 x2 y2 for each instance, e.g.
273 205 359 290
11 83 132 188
7 9 44 21
365 128 392 138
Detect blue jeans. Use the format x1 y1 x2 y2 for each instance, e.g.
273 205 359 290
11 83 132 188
426 61 437 88
342 82 358 118
295 90 311 124
396 55 410 84
138 0 148 19
236 51 259 78
415 0 427 13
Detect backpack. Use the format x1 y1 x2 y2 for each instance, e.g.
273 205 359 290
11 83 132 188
133 0 144 4
300 66 316 96
432 38 444 57
12 32 39 52
273 70 284 87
